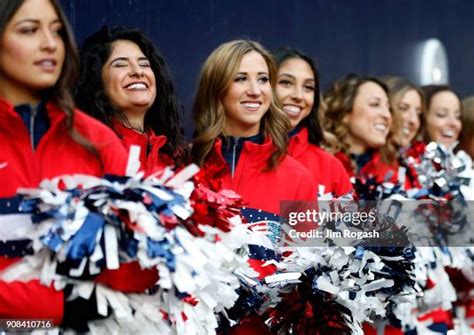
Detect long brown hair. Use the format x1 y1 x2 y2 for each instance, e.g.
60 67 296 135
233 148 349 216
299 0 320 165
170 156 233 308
0 0 96 154
323 73 397 164
192 39 290 169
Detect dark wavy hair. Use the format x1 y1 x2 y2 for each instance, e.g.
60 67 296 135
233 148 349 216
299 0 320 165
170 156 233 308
75 26 188 165
0 0 99 154
274 47 323 146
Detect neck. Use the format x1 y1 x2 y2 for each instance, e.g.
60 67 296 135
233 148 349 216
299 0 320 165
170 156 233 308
124 111 146 132
224 124 260 138
0 81 42 106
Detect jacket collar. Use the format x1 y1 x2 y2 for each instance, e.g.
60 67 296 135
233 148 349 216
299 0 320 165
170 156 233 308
212 135 274 169
113 122 167 150
0 96 66 132
288 127 310 158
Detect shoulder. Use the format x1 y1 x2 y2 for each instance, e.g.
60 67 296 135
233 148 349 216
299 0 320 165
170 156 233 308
73 109 118 139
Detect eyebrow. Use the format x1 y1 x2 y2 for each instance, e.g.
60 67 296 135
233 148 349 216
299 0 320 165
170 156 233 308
110 56 149 64
235 71 269 75
14 18 61 26
278 73 315 82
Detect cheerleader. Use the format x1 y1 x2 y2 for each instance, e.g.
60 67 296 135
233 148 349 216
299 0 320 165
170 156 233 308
191 40 317 334
192 40 316 215
75 26 188 174
0 0 130 329
323 74 399 186
420 85 461 151
274 48 352 197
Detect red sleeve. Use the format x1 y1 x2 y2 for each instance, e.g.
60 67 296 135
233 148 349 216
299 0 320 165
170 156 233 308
0 279 64 325
295 166 318 201
332 158 353 196
97 131 129 176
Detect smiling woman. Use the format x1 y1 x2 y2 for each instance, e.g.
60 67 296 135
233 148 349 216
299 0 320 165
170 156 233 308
75 26 188 174
0 0 131 330
322 74 399 183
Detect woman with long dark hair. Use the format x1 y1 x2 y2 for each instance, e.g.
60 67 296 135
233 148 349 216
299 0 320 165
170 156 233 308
274 48 352 197
0 0 129 328
75 26 188 173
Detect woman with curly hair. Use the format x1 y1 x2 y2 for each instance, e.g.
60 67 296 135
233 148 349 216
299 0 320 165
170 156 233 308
75 26 188 174
274 47 352 197
323 73 399 185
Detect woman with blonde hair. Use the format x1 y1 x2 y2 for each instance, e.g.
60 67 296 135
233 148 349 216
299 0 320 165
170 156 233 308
192 40 316 215
192 40 317 334
383 77 424 148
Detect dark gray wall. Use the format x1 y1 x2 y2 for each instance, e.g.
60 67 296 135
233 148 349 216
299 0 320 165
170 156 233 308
60 0 474 134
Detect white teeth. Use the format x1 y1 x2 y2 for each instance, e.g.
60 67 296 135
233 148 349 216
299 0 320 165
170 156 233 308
126 83 147 90
242 102 261 108
442 130 454 137
283 105 302 115
402 127 411 135
374 124 387 131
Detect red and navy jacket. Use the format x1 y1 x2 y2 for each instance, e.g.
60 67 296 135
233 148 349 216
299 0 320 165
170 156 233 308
334 149 400 184
0 97 130 325
114 122 173 176
288 127 352 197
203 136 317 215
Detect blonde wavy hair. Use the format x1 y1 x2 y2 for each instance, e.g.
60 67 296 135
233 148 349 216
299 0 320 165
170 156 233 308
322 74 397 164
192 39 290 169
383 76 425 146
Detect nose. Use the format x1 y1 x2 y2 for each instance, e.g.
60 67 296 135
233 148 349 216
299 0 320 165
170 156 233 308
406 108 419 126
246 79 262 96
40 29 58 52
291 85 303 101
381 104 391 119
129 63 144 77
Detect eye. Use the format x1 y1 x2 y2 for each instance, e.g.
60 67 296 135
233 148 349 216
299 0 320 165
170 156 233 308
234 75 246 82
51 23 63 36
258 76 269 84
139 61 151 68
19 26 38 35
398 104 409 112
278 79 292 87
112 62 128 68
304 85 315 92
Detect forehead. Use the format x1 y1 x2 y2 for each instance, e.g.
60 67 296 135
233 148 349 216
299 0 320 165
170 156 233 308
431 90 460 108
356 81 387 100
109 40 146 58
10 0 59 24
278 58 314 79
401 89 421 103
237 50 268 72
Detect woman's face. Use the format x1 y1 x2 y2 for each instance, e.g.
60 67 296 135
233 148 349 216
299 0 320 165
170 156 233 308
221 50 272 137
0 0 65 104
396 89 422 147
344 81 391 154
101 40 156 117
276 57 315 130
425 90 462 148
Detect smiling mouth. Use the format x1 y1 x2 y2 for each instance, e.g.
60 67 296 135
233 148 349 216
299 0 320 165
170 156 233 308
441 130 455 138
283 105 302 115
241 102 262 110
125 82 148 90
373 123 388 132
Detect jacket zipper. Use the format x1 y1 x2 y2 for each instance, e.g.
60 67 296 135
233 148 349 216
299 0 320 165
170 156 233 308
30 104 38 150
231 137 239 178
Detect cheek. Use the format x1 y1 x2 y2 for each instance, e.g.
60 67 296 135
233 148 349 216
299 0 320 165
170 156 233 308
2 38 30 64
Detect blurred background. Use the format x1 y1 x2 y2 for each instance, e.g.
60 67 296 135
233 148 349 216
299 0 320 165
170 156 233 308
60 0 474 134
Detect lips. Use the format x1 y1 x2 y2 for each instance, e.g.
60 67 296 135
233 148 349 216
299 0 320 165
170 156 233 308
373 123 388 132
283 104 302 115
125 82 148 90
34 59 57 72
